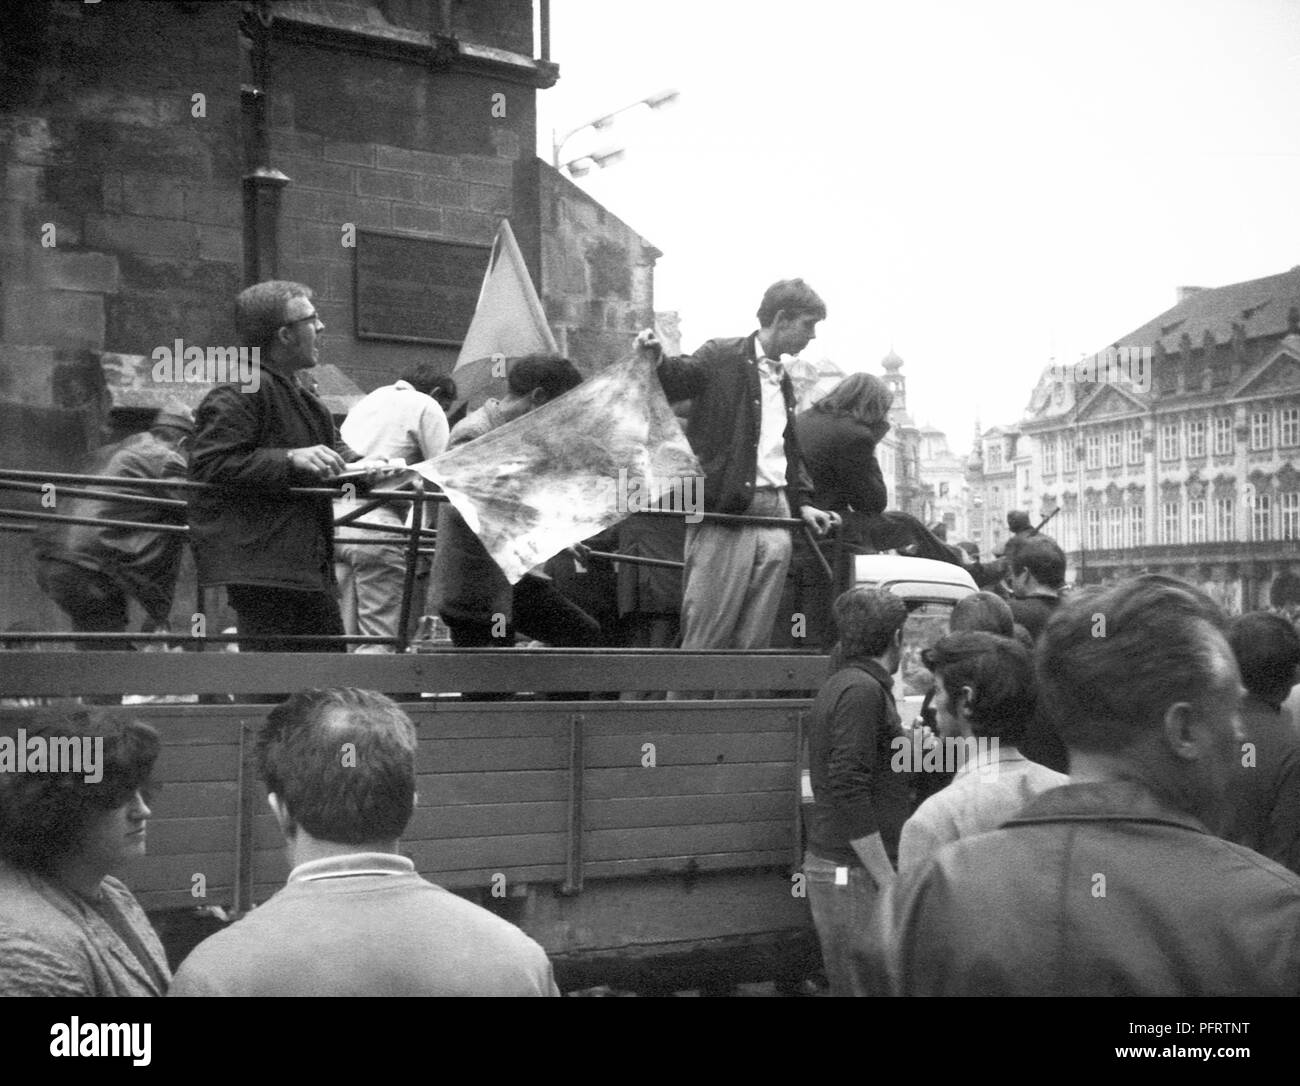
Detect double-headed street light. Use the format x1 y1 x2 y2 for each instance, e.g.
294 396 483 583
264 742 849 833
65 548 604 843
552 88 679 176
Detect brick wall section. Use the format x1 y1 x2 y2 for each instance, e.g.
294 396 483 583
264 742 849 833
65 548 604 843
269 9 539 391
539 164 659 377
0 2 242 629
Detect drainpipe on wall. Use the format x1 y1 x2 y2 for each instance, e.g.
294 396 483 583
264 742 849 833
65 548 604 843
242 1 288 285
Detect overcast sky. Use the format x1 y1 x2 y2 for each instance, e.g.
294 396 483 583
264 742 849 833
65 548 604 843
535 0 1300 451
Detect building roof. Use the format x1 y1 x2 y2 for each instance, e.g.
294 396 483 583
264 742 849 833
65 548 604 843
1115 265 1300 354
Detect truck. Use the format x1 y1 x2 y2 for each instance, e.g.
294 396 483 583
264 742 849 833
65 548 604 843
0 554 977 993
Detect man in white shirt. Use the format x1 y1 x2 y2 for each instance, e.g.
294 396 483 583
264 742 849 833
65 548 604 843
897 630 1068 876
635 280 834 668
333 365 450 651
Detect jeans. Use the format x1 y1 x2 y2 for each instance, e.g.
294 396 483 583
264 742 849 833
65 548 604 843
802 849 883 997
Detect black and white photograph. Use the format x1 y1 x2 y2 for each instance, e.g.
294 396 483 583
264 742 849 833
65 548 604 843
0 0 1297 1058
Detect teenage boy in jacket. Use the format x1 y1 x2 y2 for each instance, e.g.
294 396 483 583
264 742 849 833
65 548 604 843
634 279 834 658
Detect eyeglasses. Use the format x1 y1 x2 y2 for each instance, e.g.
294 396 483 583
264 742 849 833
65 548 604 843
281 311 321 329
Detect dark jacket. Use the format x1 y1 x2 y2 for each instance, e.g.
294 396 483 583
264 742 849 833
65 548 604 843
188 366 356 591
806 657 911 865
656 335 814 515
34 432 187 622
863 780 1300 996
793 410 887 515
1226 693 1300 875
1007 591 1059 641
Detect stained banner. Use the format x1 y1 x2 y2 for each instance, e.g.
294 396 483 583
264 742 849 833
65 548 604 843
411 355 701 583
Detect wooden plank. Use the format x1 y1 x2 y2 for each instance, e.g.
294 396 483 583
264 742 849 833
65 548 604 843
584 732 796 768
414 736 568 773
106 707 258 744
153 744 241 782
584 763 794 799
145 816 282 855
404 834 567 872
127 853 234 894
581 850 793 881
585 821 792 863
585 792 791 830
405 702 808 738
144 780 239 819
415 769 567 805
0 650 829 697
405 802 567 839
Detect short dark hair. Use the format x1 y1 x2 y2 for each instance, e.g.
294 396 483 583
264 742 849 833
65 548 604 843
0 710 160 875
257 689 417 845
1229 612 1300 705
833 587 908 658
1037 577 1233 754
398 363 449 398
950 591 1014 637
235 280 313 351
428 373 457 403
756 279 827 327
1011 535 1066 589
929 631 1037 743
506 354 583 402
1007 511 1031 533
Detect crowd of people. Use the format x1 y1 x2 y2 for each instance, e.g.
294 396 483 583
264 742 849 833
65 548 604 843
9 274 1300 997
29 276 1007 662
803 574 1300 996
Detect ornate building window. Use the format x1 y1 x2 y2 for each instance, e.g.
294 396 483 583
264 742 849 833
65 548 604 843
1250 410 1272 451
1160 501 1180 544
1252 492 1272 541
1187 499 1207 543
1159 422 1180 461
1086 507 1102 549
1186 419 1206 458
1106 506 1123 548
1105 430 1123 468
1127 427 1143 465
1085 434 1101 469
1213 497 1235 542
1126 503 1144 547
1281 492 1300 542
1041 438 1057 477
1280 407 1300 448
1061 439 1076 474
1213 416 1233 456
988 444 1003 472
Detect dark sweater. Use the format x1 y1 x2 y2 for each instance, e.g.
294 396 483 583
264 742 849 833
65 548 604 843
806 658 911 864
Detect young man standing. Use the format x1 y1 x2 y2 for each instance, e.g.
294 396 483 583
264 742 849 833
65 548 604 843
803 587 911 996
635 279 835 658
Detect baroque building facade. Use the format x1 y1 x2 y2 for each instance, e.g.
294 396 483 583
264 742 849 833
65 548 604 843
972 266 1300 612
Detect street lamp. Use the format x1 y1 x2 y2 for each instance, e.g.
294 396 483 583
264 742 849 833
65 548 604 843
552 89 679 175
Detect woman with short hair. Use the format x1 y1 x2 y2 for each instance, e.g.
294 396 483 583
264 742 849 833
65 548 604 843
0 711 170 996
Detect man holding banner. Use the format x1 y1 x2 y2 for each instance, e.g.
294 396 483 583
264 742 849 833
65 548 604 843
636 279 835 661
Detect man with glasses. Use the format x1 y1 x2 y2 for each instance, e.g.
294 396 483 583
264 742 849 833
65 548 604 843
189 281 379 652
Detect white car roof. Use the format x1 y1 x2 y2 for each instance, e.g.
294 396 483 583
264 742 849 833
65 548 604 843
852 554 978 598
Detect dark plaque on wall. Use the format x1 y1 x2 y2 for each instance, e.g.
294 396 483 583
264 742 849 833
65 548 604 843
354 230 491 345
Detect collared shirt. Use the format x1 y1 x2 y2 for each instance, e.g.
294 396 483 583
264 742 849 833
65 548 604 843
752 335 789 489
897 744 1069 876
335 380 449 536
169 850 559 997
289 851 415 883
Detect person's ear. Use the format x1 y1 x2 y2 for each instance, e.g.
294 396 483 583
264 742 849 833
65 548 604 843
893 628 904 651
1160 701 1201 761
266 792 294 837
957 685 976 722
